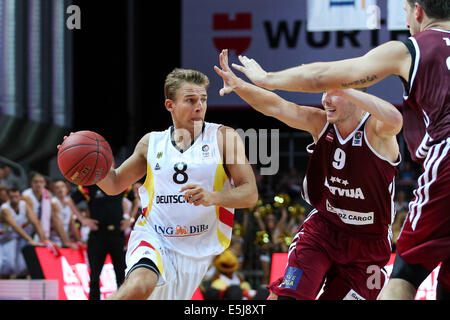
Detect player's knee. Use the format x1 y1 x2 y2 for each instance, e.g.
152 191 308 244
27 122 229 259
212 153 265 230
126 269 158 299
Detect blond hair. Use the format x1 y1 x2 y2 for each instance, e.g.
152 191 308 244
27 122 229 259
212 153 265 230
164 68 210 101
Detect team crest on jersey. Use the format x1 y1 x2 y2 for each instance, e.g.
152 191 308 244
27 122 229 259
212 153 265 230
202 144 211 158
352 131 363 146
325 128 334 142
156 152 163 159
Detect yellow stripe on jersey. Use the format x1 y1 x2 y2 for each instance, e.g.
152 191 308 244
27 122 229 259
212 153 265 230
213 163 231 249
138 163 154 226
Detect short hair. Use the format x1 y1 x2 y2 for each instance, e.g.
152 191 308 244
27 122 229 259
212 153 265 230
407 0 450 20
164 68 210 101
29 171 44 182
8 187 20 194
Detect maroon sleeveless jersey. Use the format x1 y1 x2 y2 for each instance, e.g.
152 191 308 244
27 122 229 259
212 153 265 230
302 114 400 238
402 29 450 163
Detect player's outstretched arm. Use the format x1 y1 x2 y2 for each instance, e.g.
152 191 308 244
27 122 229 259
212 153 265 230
214 49 326 140
232 41 411 93
97 133 148 195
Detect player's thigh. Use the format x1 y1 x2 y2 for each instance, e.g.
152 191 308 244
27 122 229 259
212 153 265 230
270 231 332 299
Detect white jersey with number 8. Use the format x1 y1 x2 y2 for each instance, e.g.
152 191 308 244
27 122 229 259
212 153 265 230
134 122 235 258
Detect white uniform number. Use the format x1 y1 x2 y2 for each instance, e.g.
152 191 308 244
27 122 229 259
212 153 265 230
332 148 346 170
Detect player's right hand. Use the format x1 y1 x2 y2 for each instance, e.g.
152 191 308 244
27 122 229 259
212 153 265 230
232 54 268 89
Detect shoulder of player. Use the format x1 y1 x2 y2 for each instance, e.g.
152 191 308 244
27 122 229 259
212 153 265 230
217 125 236 135
21 193 33 204
0 206 13 220
133 132 151 157
365 111 402 139
364 115 400 161
0 202 9 213
217 125 242 145
51 198 61 209
215 126 242 159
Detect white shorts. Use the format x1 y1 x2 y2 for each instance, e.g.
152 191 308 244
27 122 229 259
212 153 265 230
125 229 214 300
0 238 17 276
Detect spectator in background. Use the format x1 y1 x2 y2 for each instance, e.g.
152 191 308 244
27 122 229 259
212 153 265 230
392 211 407 253
399 161 418 182
0 167 5 186
253 165 273 200
49 180 82 247
394 190 409 214
22 172 76 249
0 163 25 190
0 186 9 205
22 172 54 242
279 167 303 199
254 206 288 286
0 188 48 278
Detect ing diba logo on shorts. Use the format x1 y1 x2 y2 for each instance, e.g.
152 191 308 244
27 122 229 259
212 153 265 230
154 224 209 237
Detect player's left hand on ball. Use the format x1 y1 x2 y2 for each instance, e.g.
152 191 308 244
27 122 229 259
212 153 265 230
180 184 217 207
57 132 74 150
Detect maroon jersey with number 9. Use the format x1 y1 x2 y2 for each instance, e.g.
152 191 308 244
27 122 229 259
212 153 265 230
302 114 400 238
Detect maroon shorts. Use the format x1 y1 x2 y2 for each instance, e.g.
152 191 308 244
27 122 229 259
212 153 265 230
396 138 450 290
268 211 391 300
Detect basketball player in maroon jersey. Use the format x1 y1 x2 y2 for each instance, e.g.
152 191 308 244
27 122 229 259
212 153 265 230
229 0 450 300
215 49 402 300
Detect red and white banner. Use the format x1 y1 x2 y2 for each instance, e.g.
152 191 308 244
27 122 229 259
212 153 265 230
26 246 117 300
270 252 440 300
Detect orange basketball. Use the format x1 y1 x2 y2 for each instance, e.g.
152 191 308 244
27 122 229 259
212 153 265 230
57 131 113 186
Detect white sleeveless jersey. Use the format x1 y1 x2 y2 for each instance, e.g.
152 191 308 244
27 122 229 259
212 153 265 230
50 196 72 236
22 188 40 217
0 200 29 239
135 122 235 258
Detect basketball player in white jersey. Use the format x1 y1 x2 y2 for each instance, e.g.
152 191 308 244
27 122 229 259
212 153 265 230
0 188 42 277
49 180 82 246
91 68 258 299
22 172 76 249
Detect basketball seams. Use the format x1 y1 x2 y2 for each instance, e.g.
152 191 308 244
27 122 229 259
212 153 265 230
58 144 111 156
75 132 107 143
